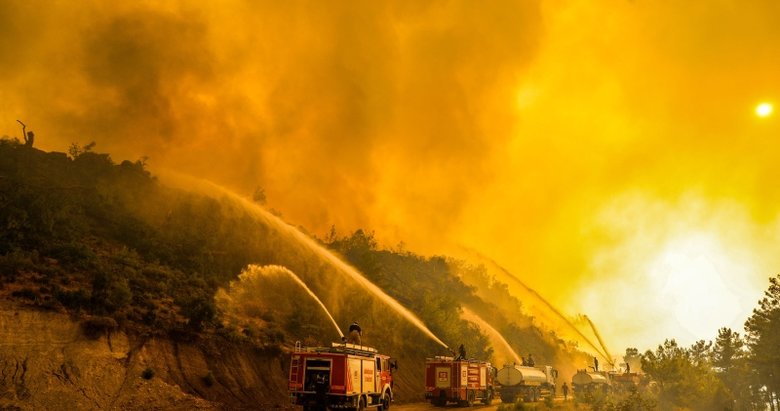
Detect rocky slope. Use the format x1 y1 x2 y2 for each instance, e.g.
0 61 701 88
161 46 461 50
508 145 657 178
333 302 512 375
0 302 291 410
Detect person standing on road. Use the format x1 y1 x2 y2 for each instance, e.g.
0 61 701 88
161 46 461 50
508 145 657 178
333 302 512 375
562 382 569 401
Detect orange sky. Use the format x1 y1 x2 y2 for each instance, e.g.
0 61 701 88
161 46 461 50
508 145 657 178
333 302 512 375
2 0 779 352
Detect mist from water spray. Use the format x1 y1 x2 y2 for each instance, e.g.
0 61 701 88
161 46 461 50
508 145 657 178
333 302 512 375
216 264 344 339
249 201 449 347
461 248 609 360
252 264 344 339
461 307 521 365
582 315 614 366
162 172 449 349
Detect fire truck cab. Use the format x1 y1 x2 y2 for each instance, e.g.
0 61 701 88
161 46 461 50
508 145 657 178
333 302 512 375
425 356 495 406
289 341 395 411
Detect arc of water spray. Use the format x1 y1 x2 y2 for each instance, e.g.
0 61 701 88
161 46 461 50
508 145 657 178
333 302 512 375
255 209 449 349
582 315 614 366
461 306 521 365
257 264 344 339
170 173 450 349
461 248 609 361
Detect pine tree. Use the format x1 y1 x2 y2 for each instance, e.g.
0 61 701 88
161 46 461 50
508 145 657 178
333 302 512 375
744 275 780 410
711 327 754 409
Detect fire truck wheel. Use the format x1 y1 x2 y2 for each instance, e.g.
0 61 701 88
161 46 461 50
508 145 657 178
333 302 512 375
458 391 474 407
482 389 492 405
434 391 447 407
379 391 391 410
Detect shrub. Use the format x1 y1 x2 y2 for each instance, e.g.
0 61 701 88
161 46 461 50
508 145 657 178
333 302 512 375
141 367 155 380
46 243 96 270
142 308 158 326
264 326 285 344
0 250 35 277
11 287 38 301
177 294 216 331
54 287 91 309
216 326 249 344
90 271 133 313
203 371 215 387
81 316 118 339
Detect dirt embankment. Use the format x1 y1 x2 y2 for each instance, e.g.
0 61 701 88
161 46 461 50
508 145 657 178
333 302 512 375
0 303 293 410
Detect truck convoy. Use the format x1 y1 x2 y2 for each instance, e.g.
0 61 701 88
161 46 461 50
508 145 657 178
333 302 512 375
288 341 395 411
424 356 495 406
495 364 558 403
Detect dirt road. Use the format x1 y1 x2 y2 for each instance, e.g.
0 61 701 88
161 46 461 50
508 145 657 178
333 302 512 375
288 397 578 411
392 396 574 410
392 400 501 411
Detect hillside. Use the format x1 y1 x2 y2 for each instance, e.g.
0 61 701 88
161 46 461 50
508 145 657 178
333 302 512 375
0 140 590 409
0 301 287 410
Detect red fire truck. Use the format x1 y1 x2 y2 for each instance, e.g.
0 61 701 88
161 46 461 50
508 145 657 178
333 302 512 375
289 341 395 411
424 356 495 406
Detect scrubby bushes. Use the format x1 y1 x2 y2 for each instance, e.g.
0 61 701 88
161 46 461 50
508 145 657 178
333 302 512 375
0 144 233 335
81 316 119 339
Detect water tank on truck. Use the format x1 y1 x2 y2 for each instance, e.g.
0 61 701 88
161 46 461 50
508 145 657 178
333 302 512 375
571 369 610 397
495 364 557 403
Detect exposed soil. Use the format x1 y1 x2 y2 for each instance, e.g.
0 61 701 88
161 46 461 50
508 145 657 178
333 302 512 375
0 302 293 410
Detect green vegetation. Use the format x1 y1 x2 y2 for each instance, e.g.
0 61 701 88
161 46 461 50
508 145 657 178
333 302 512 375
744 276 780 409
0 141 240 335
81 316 119 339
7 141 778 410
0 141 595 408
324 228 586 367
630 275 780 410
573 386 656 411
325 229 492 359
0 141 581 371
571 275 780 410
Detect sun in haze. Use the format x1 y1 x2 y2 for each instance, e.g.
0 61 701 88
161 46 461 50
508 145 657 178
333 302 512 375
755 102 773 118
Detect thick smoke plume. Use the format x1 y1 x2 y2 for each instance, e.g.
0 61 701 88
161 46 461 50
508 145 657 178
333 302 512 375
0 0 540 243
5 0 780 350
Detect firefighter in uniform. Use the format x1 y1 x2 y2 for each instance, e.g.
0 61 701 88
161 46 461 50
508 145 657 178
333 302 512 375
456 344 466 360
347 321 362 345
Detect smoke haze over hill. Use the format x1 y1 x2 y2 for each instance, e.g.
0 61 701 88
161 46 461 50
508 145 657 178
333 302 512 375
3 0 780 350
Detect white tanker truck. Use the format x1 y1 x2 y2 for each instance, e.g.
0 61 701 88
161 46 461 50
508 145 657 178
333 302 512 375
571 369 610 396
495 364 557 403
